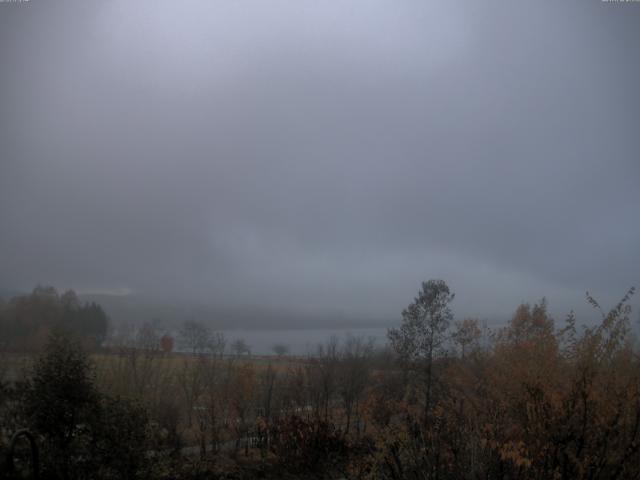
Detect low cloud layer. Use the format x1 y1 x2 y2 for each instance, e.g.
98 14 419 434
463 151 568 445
1 0 639 325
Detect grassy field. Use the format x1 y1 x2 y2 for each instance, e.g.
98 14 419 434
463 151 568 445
1 350 303 380
1 348 314 451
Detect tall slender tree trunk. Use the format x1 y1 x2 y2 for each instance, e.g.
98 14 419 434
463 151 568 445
424 344 433 428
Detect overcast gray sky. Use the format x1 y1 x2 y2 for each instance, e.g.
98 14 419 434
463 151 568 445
1 0 639 325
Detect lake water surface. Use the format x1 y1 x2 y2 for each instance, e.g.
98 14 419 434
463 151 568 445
221 327 389 355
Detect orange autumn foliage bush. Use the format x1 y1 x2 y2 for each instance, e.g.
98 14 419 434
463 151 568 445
368 288 640 480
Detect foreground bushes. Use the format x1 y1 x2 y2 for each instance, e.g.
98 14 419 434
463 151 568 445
268 415 350 472
2 286 639 480
361 288 640 480
2 335 154 480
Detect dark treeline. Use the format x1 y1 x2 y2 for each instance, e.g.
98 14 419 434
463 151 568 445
0 286 109 351
1 280 639 480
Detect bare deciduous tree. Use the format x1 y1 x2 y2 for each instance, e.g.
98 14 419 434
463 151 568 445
272 343 289 357
338 335 374 434
231 338 251 357
179 319 212 355
452 318 482 358
388 279 454 424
